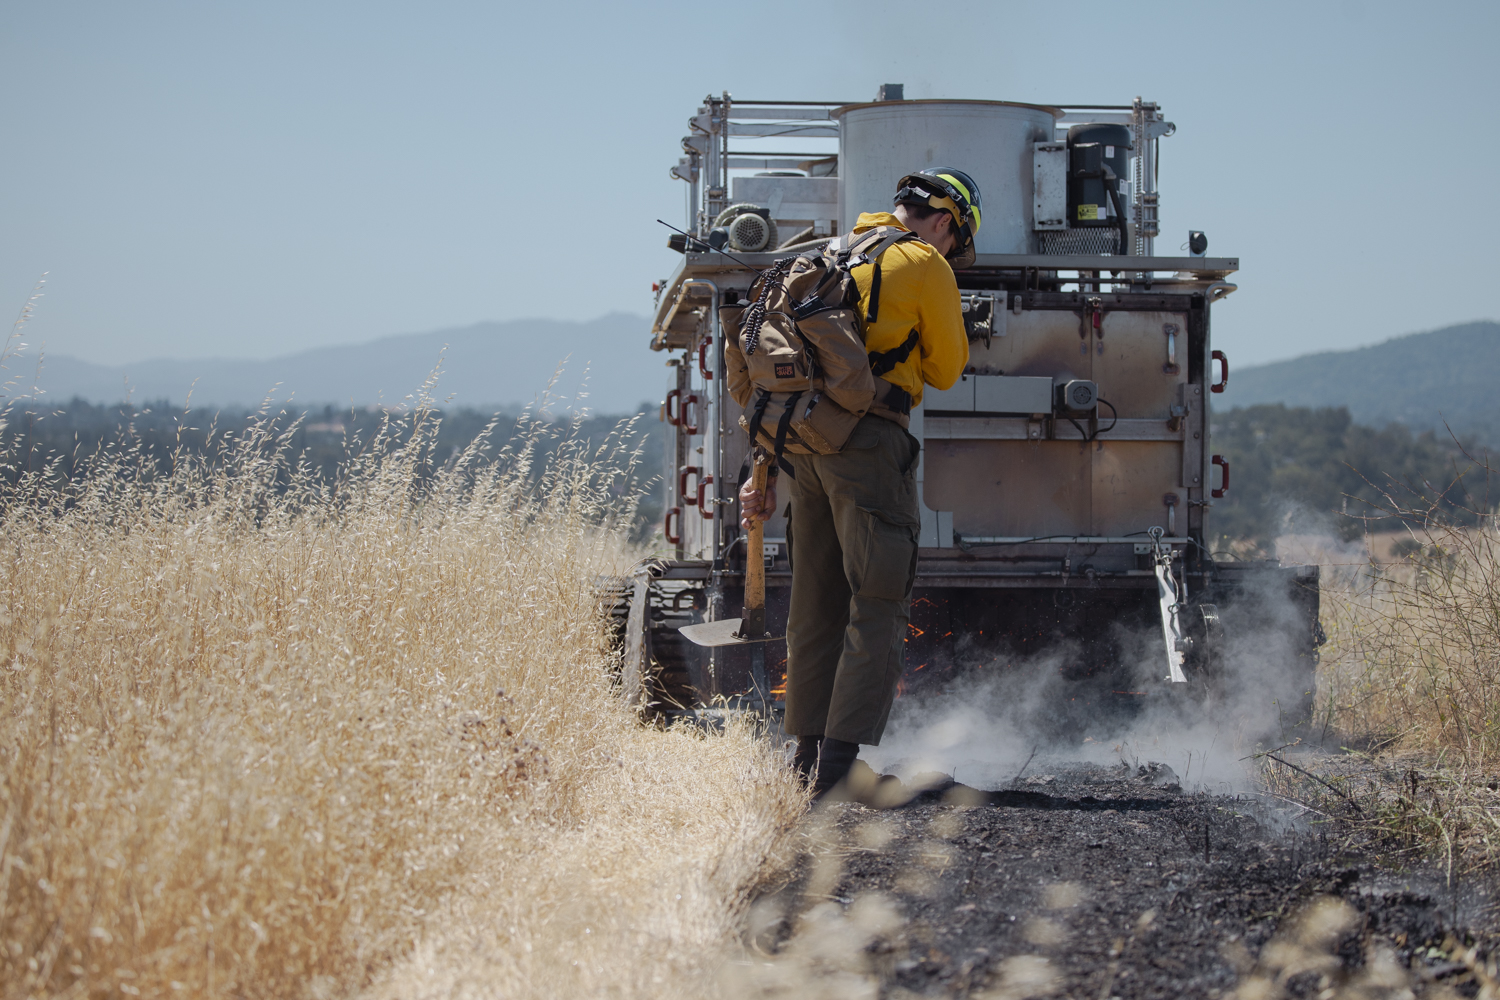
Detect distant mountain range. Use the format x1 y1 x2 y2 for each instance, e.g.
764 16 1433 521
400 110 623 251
15 314 1498 441
9 313 663 414
1225 320 1499 444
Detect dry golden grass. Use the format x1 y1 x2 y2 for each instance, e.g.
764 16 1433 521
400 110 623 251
0 398 805 999
1320 522 1500 760
1270 517 1500 874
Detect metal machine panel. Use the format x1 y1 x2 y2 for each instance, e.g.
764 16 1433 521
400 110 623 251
1091 441 1184 537
975 375 1053 414
1095 311 1189 418
927 416 1182 441
835 101 1061 254
967 308 1092 381
925 439 1091 538
1032 141 1068 230
922 376 1051 415
730 175 838 228
923 376 974 411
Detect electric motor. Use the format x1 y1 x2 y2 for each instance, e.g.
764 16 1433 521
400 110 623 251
1057 379 1099 414
1066 123 1132 231
727 212 773 252
712 203 778 253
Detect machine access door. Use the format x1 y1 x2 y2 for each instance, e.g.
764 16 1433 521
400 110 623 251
921 304 1191 539
1090 309 1190 536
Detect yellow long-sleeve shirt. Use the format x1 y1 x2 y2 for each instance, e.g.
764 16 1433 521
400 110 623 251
849 212 968 409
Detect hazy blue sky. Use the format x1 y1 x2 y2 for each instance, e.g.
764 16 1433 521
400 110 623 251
0 0 1494 369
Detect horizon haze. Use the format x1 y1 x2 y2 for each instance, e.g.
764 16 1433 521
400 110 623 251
10 313 662 414
14 317 1497 451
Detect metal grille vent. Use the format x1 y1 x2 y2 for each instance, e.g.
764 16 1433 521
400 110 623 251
1038 229 1125 255
728 213 772 252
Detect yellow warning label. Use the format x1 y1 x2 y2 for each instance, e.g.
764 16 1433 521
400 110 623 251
1077 204 1101 221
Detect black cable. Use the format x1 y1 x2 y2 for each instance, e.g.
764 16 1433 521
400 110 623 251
1065 399 1118 443
1096 398 1118 434
1107 182 1129 254
716 534 746 562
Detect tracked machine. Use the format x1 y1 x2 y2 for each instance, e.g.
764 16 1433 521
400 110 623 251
620 89 1322 736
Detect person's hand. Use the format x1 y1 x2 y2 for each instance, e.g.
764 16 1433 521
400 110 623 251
739 476 777 529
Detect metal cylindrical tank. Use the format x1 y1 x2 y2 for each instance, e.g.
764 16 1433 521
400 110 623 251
835 100 1062 255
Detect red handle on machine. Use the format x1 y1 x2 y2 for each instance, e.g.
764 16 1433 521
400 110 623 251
1211 350 1229 393
663 507 682 545
663 388 682 425
679 465 700 505
697 474 715 519
1212 455 1230 498
698 338 714 380
682 392 700 434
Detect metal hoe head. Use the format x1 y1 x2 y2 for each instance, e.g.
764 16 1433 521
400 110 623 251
679 449 781 648
677 616 783 648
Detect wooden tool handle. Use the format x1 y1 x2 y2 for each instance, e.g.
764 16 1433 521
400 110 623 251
745 454 768 612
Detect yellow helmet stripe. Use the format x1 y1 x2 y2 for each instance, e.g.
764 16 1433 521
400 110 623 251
934 173 981 233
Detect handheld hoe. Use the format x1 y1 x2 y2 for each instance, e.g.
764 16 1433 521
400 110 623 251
678 449 782 648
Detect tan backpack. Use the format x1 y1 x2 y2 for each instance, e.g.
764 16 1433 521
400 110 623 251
721 226 919 467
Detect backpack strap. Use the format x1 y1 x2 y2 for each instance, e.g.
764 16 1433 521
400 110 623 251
848 228 919 325
866 260 883 325
847 226 919 265
746 387 798 480
880 382 913 416
791 254 843 321
747 387 773 448
771 390 804 478
793 228 916 322
868 328 920 377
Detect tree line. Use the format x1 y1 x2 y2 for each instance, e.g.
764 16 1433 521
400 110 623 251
1 398 1488 552
0 398 670 539
1208 403 1492 553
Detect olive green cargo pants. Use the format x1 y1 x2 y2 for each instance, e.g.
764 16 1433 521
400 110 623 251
784 415 921 745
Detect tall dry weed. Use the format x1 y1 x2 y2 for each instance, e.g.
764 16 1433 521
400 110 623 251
0 393 804 999
1321 521 1500 760
1280 474 1500 872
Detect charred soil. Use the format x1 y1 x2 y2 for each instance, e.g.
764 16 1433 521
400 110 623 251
744 761 1500 999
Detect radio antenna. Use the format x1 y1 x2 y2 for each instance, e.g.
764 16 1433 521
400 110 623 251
656 219 773 274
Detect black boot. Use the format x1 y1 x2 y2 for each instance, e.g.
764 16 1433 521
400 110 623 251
793 735 823 784
812 738 860 799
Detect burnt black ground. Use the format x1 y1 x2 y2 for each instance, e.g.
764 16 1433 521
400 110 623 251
747 761 1500 999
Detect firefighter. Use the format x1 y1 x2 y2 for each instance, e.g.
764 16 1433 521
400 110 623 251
740 168 978 797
